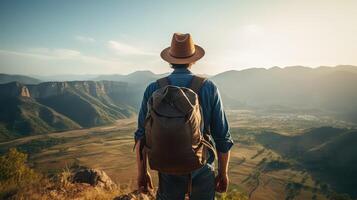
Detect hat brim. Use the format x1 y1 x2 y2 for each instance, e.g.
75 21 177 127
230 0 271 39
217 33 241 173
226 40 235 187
160 45 205 64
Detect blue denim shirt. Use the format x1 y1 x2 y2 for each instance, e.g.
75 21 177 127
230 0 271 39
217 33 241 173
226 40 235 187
134 68 234 156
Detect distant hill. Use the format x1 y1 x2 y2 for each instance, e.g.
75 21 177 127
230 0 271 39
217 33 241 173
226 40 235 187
256 127 346 157
0 81 135 140
33 74 99 82
94 70 167 85
256 127 357 197
0 73 41 84
211 65 357 122
94 71 169 109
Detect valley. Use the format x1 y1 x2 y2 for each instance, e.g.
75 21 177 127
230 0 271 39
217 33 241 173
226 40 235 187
1 110 355 199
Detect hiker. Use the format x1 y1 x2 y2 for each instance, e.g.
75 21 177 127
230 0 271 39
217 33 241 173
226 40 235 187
134 33 234 200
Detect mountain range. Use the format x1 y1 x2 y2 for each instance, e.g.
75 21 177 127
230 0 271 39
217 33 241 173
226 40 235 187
211 65 357 120
1 65 357 140
0 73 41 85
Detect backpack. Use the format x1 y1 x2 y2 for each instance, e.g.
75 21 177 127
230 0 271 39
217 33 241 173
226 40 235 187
142 75 216 175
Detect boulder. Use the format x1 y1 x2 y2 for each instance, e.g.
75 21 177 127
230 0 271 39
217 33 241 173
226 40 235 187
72 168 116 190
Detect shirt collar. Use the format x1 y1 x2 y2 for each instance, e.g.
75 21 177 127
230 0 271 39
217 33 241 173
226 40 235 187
171 68 192 74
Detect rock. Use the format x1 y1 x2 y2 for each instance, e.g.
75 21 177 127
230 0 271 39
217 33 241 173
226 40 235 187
0 82 31 98
72 168 117 190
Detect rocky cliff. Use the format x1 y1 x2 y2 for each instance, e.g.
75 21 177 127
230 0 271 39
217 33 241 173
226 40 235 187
26 81 128 99
0 82 31 98
0 81 135 140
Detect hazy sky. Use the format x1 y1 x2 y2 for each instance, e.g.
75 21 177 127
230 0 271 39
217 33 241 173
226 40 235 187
0 0 356 75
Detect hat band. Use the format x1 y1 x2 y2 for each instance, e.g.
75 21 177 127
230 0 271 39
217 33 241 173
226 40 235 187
169 48 196 58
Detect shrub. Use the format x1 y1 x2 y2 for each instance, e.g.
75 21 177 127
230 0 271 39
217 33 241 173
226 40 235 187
0 148 40 199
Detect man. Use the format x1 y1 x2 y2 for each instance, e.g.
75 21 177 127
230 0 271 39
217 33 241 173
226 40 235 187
134 33 233 200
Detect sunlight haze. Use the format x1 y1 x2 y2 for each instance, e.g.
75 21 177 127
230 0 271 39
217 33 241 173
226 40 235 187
0 0 356 75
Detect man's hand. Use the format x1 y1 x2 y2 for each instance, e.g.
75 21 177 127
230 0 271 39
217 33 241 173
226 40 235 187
215 173 229 193
216 151 230 193
137 171 153 193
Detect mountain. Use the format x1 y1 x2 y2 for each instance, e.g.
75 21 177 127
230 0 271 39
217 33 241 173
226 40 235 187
256 127 357 197
33 74 99 82
211 65 357 122
94 70 166 85
256 127 346 157
94 71 170 109
0 73 41 84
0 82 80 140
28 81 135 127
0 81 135 140
31 71 163 84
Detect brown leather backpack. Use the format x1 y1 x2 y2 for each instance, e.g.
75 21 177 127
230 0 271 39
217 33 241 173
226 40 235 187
143 75 216 175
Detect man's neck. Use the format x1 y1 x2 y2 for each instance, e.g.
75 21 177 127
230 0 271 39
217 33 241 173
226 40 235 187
172 68 192 74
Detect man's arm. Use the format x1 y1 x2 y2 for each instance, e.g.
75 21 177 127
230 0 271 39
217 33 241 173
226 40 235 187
217 151 230 176
206 81 234 193
136 140 153 192
134 83 156 191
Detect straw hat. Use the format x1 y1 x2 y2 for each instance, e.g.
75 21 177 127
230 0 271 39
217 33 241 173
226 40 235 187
160 33 205 64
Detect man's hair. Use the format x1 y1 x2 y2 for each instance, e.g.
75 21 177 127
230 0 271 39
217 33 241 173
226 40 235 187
170 63 191 69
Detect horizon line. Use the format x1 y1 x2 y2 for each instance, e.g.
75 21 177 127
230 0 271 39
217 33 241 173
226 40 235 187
1 64 356 77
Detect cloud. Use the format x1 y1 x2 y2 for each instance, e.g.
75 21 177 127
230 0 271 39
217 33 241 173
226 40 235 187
75 35 96 43
108 40 155 56
0 49 52 60
27 48 81 59
0 48 81 60
0 48 124 66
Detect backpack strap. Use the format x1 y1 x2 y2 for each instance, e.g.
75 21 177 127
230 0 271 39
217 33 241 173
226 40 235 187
190 75 207 94
157 77 170 88
190 76 212 136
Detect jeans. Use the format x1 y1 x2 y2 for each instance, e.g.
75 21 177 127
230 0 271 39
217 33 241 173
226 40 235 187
156 164 215 200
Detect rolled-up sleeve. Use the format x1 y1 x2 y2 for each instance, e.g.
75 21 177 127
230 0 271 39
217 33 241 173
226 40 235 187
134 82 157 141
209 83 234 153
